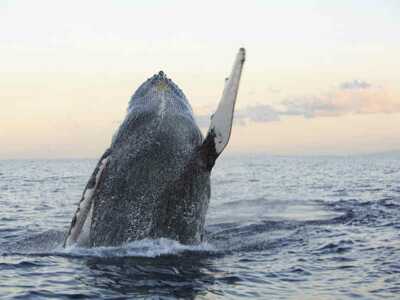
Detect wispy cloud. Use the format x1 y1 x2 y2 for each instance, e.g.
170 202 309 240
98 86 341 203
195 104 281 128
195 80 399 127
236 105 281 122
339 80 371 90
281 82 399 118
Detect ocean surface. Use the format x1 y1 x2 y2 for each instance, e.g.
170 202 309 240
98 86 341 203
0 154 399 299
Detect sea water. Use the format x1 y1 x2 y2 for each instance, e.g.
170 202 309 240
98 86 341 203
0 154 399 299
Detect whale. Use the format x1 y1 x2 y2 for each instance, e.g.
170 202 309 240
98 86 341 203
64 48 246 247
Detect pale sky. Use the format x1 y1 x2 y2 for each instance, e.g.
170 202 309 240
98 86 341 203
1 0 399 158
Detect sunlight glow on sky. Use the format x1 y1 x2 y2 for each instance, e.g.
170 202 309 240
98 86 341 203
1 0 399 158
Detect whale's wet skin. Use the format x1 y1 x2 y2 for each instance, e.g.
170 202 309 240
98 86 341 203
1 155 400 299
64 49 245 248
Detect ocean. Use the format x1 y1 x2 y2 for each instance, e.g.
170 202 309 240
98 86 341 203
0 154 399 299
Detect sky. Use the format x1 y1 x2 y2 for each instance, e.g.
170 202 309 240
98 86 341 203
1 0 399 158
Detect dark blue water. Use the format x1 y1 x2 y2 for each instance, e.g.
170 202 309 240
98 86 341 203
1 154 399 299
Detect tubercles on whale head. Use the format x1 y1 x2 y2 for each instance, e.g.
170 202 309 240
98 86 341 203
157 70 166 78
127 70 192 115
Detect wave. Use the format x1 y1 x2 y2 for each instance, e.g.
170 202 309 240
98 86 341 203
61 238 216 258
1 233 216 259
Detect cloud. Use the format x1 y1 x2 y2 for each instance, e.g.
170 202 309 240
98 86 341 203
195 104 280 128
282 86 400 118
280 96 337 118
236 105 281 122
339 80 371 90
195 81 399 127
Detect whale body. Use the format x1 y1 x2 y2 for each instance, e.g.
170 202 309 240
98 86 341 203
64 48 245 247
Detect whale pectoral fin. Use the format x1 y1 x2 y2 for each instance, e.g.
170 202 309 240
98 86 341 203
200 48 245 170
63 148 111 247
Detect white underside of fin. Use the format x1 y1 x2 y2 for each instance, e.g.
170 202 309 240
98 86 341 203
76 202 93 247
208 48 245 154
64 156 109 247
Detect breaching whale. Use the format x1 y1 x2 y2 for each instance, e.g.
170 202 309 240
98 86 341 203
64 48 246 247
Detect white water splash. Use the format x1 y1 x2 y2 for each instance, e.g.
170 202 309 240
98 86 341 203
61 238 216 258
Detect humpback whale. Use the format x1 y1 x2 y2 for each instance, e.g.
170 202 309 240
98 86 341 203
64 48 246 247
